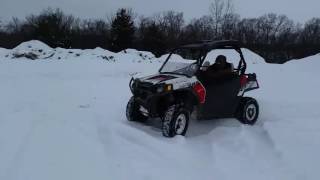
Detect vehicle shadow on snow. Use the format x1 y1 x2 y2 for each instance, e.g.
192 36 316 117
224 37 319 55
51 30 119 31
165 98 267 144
187 118 242 137
126 118 163 138
127 115 244 138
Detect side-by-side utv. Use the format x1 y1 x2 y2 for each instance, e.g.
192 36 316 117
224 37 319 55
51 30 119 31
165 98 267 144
126 40 260 137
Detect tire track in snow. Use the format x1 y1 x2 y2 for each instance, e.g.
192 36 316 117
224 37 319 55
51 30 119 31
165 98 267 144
2 116 43 180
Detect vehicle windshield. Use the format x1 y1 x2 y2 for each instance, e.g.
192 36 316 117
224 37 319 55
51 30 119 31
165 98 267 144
159 48 201 76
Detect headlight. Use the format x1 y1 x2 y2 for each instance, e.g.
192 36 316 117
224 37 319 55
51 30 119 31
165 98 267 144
156 86 164 93
157 84 173 93
164 84 173 91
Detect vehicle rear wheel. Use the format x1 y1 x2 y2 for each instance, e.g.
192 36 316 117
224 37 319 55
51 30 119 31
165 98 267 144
126 96 148 122
162 105 190 137
236 97 259 125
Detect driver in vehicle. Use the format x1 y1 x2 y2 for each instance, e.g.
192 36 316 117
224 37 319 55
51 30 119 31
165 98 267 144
202 55 234 82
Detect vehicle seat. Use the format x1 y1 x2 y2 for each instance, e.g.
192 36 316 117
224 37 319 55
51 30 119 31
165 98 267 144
230 63 234 71
201 61 210 71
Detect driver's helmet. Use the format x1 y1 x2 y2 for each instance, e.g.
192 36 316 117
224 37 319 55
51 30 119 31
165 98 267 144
215 55 227 64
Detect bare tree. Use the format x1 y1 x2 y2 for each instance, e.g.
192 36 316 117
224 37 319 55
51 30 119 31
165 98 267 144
153 11 184 48
6 17 22 33
209 0 235 37
23 8 77 47
155 11 184 36
183 15 215 43
301 18 320 44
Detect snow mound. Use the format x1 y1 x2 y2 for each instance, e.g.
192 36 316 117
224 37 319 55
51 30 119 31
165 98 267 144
158 53 169 61
120 49 156 62
241 48 266 65
11 40 55 60
158 53 184 62
4 40 159 63
285 53 320 71
0 47 10 58
51 48 83 60
50 47 116 61
89 47 117 61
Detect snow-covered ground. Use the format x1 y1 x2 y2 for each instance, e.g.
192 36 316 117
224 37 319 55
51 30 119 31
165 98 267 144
0 41 319 180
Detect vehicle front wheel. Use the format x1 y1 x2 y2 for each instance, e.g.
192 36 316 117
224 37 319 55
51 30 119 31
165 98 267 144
236 97 259 125
162 105 190 138
126 97 148 122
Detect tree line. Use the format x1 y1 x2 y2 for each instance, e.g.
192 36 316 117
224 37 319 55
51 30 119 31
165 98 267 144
0 0 320 63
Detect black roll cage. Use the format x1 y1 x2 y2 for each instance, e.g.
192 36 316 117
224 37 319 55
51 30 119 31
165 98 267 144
159 40 247 76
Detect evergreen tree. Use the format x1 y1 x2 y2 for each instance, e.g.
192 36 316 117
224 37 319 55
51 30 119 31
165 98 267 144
110 8 135 52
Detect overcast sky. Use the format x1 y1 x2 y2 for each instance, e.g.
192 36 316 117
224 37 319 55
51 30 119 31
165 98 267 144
1 0 319 23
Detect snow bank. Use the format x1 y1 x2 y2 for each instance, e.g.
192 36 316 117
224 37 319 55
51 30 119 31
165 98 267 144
3 41 158 63
0 40 319 180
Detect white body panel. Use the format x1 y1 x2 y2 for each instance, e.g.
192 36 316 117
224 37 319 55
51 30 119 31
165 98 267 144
138 73 199 90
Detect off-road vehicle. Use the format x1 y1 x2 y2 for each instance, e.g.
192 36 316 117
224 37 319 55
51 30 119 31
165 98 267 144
126 40 259 137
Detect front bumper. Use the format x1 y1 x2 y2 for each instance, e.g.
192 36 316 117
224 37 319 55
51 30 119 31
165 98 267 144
134 93 171 118
130 78 174 117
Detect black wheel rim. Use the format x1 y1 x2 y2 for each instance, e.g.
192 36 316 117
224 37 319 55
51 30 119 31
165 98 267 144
175 113 187 135
246 104 256 121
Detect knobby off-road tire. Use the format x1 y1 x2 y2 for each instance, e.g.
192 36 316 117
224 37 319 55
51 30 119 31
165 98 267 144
237 97 259 125
126 97 148 122
162 105 190 138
